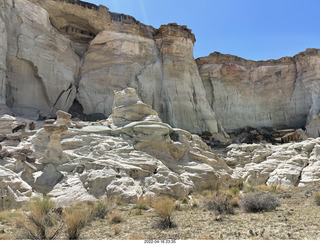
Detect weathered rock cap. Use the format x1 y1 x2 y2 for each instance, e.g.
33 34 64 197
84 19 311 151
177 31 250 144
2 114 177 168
44 119 55 125
56 110 72 121
153 23 196 43
44 124 68 135
56 110 72 126
113 88 140 107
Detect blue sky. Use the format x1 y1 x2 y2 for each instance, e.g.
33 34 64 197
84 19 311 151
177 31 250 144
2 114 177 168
87 0 320 61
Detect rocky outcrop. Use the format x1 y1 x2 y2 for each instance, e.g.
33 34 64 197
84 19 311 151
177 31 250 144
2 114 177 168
0 0 227 140
0 88 232 206
224 138 320 187
196 50 320 136
76 21 225 138
2 0 79 119
0 166 33 209
2 89 320 207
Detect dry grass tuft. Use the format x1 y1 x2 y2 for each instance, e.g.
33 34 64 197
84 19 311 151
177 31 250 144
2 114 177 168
0 210 17 224
203 190 235 215
113 224 122 235
313 192 320 206
0 232 12 240
91 198 115 220
109 211 123 224
64 203 90 240
133 197 150 210
152 196 176 229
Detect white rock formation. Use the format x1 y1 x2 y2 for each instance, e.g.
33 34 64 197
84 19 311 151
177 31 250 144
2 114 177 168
2 0 79 118
197 50 320 135
4 88 230 205
226 138 320 187
0 165 33 209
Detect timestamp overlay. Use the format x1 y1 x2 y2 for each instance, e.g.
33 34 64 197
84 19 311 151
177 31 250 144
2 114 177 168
144 240 177 244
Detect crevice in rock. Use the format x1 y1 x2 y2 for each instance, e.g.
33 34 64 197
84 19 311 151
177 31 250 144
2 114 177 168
294 161 309 187
207 78 214 108
52 83 73 108
290 57 299 102
5 82 14 108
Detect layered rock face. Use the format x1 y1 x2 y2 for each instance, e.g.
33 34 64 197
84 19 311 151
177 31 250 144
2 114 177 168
2 0 320 138
2 0 79 118
0 0 226 139
197 50 320 136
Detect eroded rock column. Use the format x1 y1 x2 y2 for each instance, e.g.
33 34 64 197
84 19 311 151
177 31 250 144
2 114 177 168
43 123 68 164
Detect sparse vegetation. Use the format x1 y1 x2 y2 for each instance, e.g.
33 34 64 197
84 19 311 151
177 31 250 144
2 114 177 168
241 192 281 213
203 191 235 215
0 232 11 240
230 187 240 196
91 198 114 219
243 183 283 193
0 210 17 224
2 185 320 240
313 192 320 206
64 203 90 240
17 196 64 240
113 224 122 235
181 198 188 204
133 197 150 210
109 211 123 224
152 196 176 229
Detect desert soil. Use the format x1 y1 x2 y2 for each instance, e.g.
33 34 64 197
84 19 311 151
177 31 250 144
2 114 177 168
1 185 320 240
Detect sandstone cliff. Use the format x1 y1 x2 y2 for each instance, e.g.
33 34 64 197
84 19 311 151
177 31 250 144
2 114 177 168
0 0 227 141
196 49 320 137
1 0 320 140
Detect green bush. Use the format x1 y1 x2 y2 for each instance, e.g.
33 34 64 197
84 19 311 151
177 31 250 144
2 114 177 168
181 198 188 204
241 192 280 213
91 198 114 219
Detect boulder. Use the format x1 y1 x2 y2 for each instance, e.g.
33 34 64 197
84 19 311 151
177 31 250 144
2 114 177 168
34 164 63 193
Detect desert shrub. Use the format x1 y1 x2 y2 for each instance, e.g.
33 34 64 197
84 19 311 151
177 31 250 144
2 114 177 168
0 210 16 224
133 197 150 210
191 202 199 209
93 201 108 219
203 191 235 214
313 192 320 206
90 198 115 220
64 203 90 240
109 211 123 224
152 196 175 229
181 198 188 204
113 224 122 235
0 232 11 240
18 196 63 240
133 209 143 215
230 187 240 196
256 184 283 192
243 183 256 193
241 192 281 213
